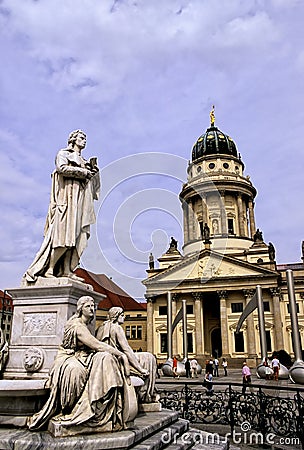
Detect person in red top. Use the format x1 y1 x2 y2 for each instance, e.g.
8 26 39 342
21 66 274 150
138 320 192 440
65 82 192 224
172 356 179 378
242 361 252 394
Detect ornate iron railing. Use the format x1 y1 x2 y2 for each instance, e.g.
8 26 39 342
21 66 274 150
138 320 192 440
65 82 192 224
157 380 304 447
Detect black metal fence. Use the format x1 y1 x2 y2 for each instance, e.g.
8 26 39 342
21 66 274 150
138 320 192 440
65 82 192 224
157 380 304 447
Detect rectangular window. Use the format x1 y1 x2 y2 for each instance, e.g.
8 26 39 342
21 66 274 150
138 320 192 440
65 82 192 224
186 305 194 315
228 218 234 234
137 326 142 340
263 301 270 312
231 302 244 313
234 332 244 352
159 306 168 315
287 303 300 314
160 333 168 353
125 326 130 338
187 333 193 353
266 330 272 352
131 326 137 339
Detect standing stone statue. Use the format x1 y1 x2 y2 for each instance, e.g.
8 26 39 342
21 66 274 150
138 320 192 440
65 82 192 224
253 228 263 243
200 222 211 243
268 242 276 261
168 237 178 252
24 130 100 283
149 253 154 270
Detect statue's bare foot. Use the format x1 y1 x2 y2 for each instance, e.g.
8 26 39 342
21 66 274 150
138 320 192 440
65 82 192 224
44 270 56 278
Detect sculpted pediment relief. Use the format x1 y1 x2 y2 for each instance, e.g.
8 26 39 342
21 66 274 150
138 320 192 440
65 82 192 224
157 254 270 283
144 249 277 286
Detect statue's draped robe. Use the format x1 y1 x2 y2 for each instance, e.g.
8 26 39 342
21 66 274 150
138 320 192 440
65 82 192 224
25 149 100 282
97 321 158 403
28 317 126 431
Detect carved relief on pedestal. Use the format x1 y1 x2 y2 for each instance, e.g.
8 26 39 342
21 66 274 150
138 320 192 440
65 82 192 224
23 346 45 372
23 312 57 336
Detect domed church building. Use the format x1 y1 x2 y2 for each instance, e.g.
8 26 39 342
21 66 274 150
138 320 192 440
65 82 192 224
143 109 304 366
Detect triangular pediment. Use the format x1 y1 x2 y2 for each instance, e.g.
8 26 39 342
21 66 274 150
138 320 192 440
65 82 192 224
143 249 278 286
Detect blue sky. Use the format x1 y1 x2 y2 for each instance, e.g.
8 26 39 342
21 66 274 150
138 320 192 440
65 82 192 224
1 0 303 300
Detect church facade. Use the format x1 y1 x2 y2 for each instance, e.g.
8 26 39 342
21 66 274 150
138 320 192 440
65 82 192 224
143 114 304 366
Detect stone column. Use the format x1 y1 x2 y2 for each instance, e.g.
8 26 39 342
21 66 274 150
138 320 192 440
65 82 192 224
270 287 284 350
192 200 199 240
146 295 155 354
192 293 203 357
219 190 227 235
237 194 245 236
248 199 256 238
202 193 208 227
188 199 195 241
217 290 229 357
182 202 189 244
243 289 257 358
172 293 179 356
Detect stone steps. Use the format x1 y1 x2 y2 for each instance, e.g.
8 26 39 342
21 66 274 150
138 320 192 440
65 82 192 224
132 418 189 449
0 410 239 450
165 428 231 450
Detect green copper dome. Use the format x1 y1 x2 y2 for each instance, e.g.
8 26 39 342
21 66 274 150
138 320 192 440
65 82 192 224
192 126 238 161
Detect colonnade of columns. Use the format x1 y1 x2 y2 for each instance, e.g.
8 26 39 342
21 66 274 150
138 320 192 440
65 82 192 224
182 190 257 242
146 285 285 359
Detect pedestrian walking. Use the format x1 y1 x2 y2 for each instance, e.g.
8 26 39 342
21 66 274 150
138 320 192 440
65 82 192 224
271 354 280 381
222 358 228 376
190 358 198 378
185 358 191 378
172 355 179 378
213 357 219 377
263 357 272 380
204 371 213 395
242 361 252 394
209 357 214 376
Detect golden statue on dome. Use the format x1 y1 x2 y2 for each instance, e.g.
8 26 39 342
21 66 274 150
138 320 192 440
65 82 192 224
210 105 215 127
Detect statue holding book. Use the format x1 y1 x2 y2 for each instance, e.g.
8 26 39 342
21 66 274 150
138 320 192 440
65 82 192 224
24 130 100 283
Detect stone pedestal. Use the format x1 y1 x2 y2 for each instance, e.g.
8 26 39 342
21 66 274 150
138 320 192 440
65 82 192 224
0 379 48 426
4 277 106 380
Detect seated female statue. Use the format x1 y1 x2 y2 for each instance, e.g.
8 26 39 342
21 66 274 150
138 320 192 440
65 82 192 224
28 296 135 433
96 307 158 403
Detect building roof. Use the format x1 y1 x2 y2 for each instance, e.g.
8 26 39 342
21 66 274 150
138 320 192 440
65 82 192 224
192 125 238 161
0 290 13 311
75 268 146 311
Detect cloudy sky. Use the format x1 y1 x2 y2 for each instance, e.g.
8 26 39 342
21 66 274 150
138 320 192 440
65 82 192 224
1 0 303 300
